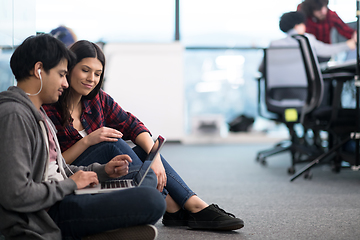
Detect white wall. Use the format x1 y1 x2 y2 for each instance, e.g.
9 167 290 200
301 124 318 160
103 42 184 141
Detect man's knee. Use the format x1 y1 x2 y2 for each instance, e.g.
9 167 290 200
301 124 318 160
139 187 166 216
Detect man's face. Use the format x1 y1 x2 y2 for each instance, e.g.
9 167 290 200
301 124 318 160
313 6 328 21
295 23 306 35
40 59 69 104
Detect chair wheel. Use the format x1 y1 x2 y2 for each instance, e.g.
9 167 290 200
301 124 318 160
304 171 312 180
287 167 295 175
256 154 263 162
260 158 267 166
331 165 341 173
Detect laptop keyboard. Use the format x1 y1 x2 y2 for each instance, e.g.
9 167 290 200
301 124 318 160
101 179 135 189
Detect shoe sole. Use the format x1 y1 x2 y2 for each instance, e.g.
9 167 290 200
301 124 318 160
82 224 158 240
188 220 244 231
162 219 188 226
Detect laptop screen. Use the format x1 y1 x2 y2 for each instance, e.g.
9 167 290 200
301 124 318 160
135 135 166 186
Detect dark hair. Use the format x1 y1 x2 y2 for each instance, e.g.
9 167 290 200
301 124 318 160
58 40 106 126
300 0 329 18
10 34 74 82
50 25 77 47
279 11 306 33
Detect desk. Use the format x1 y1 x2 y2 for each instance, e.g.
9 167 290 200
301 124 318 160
322 59 359 168
290 59 359 181
322 59 357 74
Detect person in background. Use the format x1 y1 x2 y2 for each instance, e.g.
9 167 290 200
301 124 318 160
297 0 356 44
259 11 356 73
50 25 78 47
0 34 165 240
43 40 245 232
272 11 356 53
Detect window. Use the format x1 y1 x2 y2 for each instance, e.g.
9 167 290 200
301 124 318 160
36 0 175 43
0 0 36 91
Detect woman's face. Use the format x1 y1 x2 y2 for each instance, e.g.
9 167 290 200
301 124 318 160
70 57 103 96
313 6 328 21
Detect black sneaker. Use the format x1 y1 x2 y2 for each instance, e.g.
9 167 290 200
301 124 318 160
188 204 244 231
162 208 189 226
82 224 158 240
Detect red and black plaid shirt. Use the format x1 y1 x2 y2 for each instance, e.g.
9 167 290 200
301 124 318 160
43 89 150 152
297 5 354 44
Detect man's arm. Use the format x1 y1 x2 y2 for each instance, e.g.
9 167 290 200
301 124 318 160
65 154 132 183
0 109 76 213
308 33 352 57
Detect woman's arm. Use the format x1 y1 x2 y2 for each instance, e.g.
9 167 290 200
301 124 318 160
100 90 150 142
330 11 355 40
62 137 91 164
62 127 123 164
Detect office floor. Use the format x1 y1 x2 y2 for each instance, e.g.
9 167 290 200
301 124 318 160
154 142 360 240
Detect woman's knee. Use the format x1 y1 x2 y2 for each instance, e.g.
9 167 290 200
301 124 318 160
141 169 157 188
112 139 134 151
93 140 132 155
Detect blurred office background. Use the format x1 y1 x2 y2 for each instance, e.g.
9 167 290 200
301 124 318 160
0 0 356 142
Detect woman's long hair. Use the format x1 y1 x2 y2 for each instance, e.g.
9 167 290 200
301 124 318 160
300 0 329 18
58 40 106 126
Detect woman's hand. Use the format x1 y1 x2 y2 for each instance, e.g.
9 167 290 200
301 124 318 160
151 155 167 192
347 31 358 50
105 154 132 178
84 127 123 147
133 132 167 191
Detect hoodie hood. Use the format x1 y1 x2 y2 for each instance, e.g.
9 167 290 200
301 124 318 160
0 86 43 122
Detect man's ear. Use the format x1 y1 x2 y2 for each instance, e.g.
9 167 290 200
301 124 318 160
33 62 43 79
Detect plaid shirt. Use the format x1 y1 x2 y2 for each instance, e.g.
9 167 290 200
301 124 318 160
297 5 354 44
43 89 150 152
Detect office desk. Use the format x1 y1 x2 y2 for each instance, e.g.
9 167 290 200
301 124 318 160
290 59 359 181
322 59 357 74
322 59 359 168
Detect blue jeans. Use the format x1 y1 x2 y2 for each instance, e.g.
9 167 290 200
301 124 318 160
72 139 196 209
48 144 166 240
48 187 165 240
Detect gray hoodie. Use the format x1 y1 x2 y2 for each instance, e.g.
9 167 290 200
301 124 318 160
258 30 351 74
270 29 350 57
0 86 108 239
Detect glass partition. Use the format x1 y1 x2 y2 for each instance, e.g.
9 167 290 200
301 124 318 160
0 0 36 92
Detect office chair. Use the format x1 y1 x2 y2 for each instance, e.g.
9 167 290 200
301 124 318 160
256 46 324 174
290 34 357 181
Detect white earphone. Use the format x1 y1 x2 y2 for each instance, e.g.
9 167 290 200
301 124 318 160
26 69 43 96
38 69 42 80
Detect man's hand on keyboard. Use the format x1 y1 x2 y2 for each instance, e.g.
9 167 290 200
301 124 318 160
70 170 99 189
105 154 133 178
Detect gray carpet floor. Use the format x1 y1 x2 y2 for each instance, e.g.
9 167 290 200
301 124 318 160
154 143 360 240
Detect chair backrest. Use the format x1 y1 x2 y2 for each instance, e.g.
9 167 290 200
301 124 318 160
292 34 324 123
263 46 308 120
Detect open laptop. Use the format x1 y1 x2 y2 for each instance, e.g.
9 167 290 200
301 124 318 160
323 47 357 72
74 135 166 195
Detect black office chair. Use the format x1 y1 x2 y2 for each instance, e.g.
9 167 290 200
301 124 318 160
290 34 357 181
256 46 324 174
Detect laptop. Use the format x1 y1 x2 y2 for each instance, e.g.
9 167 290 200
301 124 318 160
74 135 166 195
